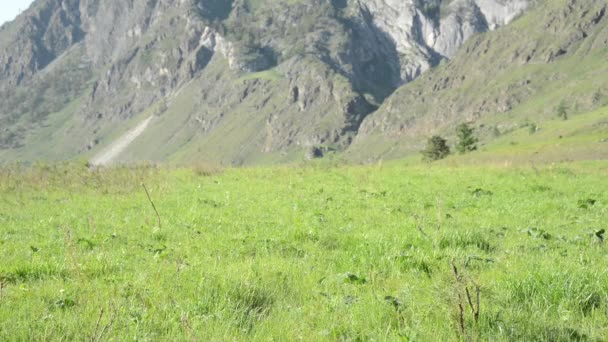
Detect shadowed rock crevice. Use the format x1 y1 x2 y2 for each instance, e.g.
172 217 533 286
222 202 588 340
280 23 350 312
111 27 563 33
342 4 403 102
195 0 235 21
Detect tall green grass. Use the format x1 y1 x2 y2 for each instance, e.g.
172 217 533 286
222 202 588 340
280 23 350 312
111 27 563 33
0 161 606 340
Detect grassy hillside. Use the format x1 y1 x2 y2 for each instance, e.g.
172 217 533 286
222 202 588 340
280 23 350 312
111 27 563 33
1 158 607 340
428 105 608 167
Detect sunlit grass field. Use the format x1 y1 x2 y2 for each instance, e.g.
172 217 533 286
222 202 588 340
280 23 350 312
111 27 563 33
0 161 607 340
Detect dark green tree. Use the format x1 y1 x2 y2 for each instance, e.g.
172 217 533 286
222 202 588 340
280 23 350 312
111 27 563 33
455 123 478 154
421 135 451 161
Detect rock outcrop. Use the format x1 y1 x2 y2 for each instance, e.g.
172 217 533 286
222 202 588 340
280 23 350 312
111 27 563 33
359 0 532 83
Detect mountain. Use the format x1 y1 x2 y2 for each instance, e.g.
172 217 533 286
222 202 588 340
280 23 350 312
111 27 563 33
348 0 608 161
0 0 533 165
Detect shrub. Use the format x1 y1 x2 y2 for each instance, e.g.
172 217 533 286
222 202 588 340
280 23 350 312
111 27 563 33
191 162 224 177
556 101 568 120
421 135 450 161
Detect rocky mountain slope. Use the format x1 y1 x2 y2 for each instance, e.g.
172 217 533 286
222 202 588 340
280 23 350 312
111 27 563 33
0 0 551 164
348 0 608 161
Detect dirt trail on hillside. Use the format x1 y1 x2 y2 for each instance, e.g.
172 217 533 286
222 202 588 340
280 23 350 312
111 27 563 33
89 116 153 166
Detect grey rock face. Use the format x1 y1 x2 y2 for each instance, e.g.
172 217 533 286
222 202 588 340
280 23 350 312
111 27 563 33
0 0 532 98
0 0 533 163
200 27 273 72
359 0 532 83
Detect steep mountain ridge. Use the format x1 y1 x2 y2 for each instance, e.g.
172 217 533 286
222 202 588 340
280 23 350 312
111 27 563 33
0 0 534 164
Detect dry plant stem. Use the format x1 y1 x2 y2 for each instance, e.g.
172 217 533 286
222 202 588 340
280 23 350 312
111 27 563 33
466 275 481 322
413 214 429 238
476 288 480 322
452 262 480 340
142 183 161 230
452 261 481 341
452 263 466 337
457 301 465 337
465 287 479 323
95 304 118 342
91 308 104 342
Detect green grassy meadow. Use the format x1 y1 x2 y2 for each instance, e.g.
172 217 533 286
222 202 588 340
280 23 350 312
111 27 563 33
1 160 607 340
